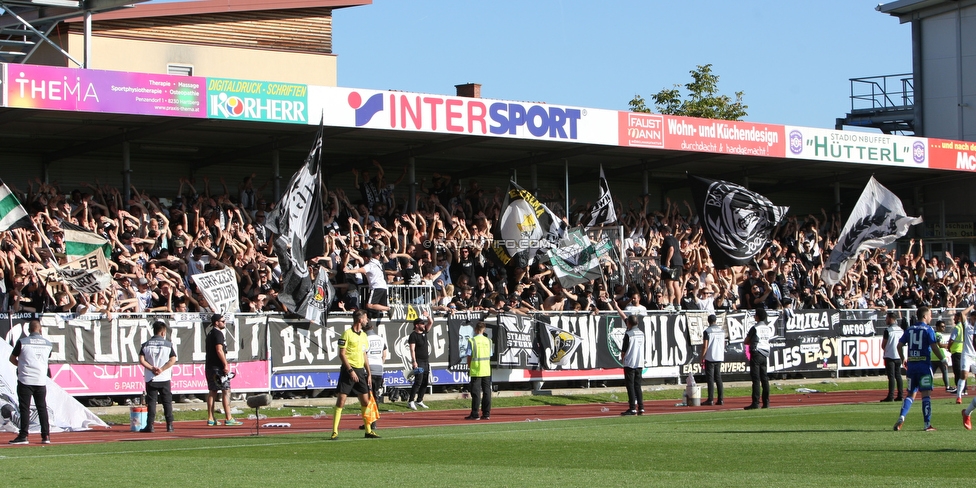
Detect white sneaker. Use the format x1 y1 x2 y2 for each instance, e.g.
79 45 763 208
417 402 429 409
408 401 417 411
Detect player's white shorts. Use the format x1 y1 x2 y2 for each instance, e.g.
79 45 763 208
961 354 976 374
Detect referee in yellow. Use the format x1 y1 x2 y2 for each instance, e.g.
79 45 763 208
332 310 379 439
464 321 493 421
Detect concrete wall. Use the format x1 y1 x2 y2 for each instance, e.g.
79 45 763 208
63 34 337 86
918 3 976 141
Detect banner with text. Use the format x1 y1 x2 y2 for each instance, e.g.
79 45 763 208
618 112 785 157
928 138 976 172
308 85 619 145
207 77 307 124
5 64 205 117
785 126 928 168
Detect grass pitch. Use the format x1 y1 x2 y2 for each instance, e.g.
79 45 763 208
2 397 973 487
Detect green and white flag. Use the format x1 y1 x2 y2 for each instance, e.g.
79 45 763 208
60 221 112 259
548 228 611 288
0 180 31 232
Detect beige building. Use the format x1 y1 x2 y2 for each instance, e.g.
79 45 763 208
28 0 370 86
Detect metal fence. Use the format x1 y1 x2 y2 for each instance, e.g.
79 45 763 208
359 284 435 307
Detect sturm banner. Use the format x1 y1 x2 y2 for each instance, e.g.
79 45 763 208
0 309 947 397
540 314 602 370
1 313 266 365
496 314 538 368
267 314 458 390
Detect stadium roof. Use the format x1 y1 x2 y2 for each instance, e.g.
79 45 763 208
0 103 960 201
877 0 968 18
69 0 371 22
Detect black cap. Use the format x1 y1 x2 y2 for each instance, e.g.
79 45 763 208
361 248 373 259
211 313 224 324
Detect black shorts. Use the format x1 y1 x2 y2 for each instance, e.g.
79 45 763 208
663 266 683 281
338 367 370 397
369 288 389 307
206 368 231 392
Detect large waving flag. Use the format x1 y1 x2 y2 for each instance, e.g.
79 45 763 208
490 181 566 268
822 177 921 285
585 165 617 228
548 228 611 288
266 124 325 315
689 174 788 268
0 180 32 232
60 221 111 259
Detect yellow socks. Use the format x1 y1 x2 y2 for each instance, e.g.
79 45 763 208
332 407 342 434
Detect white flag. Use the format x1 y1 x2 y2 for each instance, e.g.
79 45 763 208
191 268 241 314
822 177 921 285
0 339 107 433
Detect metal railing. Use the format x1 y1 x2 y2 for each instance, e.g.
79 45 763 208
850 73 914 112
359 284 435 307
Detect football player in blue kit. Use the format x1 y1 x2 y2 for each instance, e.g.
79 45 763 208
894 307 948 431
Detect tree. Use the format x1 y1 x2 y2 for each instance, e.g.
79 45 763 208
629 64 747 120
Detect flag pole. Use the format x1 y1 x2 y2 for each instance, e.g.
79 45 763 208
564 159 570 222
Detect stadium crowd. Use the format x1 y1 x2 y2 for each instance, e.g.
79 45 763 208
0 165 969 317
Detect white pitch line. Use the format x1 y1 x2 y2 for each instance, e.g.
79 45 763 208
0 403 881 460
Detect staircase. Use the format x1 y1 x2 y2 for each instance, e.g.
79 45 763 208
0 0 148 65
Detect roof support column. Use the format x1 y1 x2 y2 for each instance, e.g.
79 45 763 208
939 200 946 247
83 10 92 69
272 146 281 201
530 164 538 194
407 157 416 214
642 160 649 196
564 159 570 221
834 181 842 214
122 138 131 208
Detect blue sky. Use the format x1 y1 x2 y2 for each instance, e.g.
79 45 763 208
155 0 912 130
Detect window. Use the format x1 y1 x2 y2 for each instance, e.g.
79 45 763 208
167 64 193 76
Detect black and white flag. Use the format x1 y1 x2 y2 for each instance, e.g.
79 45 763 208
689 174 788 268
585 165 617 228
490 181 566 268
266 124 325 315
823 177 921 285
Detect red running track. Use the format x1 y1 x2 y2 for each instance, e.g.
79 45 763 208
0 388 959 447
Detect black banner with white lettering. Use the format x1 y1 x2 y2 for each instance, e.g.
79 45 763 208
268 315 454 374
538 314 604 370
3 308 963 398
268 315 347 371
1 312 266 364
